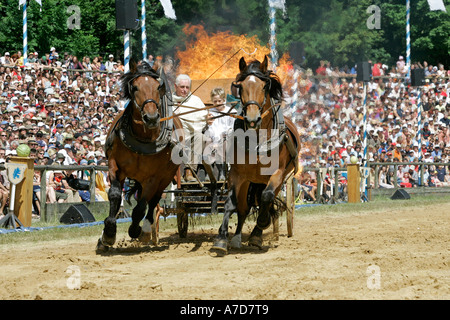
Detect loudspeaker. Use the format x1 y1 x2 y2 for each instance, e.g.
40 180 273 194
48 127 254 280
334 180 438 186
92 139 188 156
411 68 425 87
60 204 96 224
356 62 371 82
390 189 411 200
115 0 138 30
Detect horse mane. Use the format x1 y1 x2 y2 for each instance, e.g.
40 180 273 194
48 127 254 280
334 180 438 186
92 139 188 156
120 61 160 100
236 60 283 101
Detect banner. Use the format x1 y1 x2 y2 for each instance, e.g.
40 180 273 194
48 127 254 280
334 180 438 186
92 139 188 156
19 0 42 10
160 0 176 20
5 163 27 185
427 0 447 11
268 0 286 12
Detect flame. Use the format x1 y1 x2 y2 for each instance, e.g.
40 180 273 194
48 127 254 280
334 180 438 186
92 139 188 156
175 25 316 162
176 24 292 83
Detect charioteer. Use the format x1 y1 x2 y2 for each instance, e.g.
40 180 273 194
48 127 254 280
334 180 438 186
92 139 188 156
172 74 208 182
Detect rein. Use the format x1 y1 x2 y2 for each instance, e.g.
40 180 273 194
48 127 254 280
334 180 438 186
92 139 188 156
160 47 256 124
159 103 244 122
133 98 160 116
260 101 282 119
159 93 281 123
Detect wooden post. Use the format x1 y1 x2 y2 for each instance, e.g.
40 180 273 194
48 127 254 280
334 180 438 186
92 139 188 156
10 156 34 227
89 167 96 202
285 174 294 237
347 164 360 203
272 216 279 241
40 169 47 222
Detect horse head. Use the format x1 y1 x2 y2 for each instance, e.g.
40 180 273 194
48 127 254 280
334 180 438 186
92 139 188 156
236 55 282 130
122 60 166 130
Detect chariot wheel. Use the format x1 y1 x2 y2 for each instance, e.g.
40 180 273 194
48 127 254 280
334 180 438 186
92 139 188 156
177 209 188 238
286 175 295 237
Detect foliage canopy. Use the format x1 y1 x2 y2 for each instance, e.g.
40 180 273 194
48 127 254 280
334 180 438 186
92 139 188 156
0 0 448 69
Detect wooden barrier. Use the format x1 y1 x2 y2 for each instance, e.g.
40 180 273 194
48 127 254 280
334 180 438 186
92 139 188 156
10 157 34 227
347 164 360 203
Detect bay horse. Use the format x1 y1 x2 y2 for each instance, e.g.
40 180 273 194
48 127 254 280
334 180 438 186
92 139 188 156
212 55 300 253
96 60 183 252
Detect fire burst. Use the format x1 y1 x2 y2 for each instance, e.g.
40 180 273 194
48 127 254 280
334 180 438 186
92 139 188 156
176 24 293 83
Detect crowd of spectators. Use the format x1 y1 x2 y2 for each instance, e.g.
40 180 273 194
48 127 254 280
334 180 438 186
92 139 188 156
284 56 450 192
0 47 449 217
0 49 122 217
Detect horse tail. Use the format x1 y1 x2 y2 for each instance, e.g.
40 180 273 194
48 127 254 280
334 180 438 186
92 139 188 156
270 196 287 220
124 179 142 205
248 183 286 220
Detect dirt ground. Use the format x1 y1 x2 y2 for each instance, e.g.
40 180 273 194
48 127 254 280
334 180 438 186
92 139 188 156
1 202 448 300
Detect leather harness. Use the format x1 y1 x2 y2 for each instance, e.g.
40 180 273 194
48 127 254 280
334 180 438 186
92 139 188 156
233 97 300 174
105 72 179 156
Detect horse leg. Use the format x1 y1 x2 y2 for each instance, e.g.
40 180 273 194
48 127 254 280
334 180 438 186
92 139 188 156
229 209 249 249
211 187 237 252
249 169 284 249
97 175 123 252
229 182 250 249
128 197 148 239
139 195 161 245
202 161 218 214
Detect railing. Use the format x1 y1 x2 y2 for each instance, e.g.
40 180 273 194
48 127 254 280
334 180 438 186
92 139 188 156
299 166 347 202
369 161 450 188
299 161 450 203
34 165 109 221
1 161 448 222
0 164 109 222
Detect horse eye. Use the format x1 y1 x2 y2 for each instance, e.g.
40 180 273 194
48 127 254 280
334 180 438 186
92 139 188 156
132 85 138 92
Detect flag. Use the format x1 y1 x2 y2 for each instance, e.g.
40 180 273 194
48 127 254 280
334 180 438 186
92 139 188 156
19 0 43 10
160 0 176 20
268 0 286 13
427 0 447 12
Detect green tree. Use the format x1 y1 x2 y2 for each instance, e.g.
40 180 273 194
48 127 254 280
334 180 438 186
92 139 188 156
380 0 450 67
0 0 448 70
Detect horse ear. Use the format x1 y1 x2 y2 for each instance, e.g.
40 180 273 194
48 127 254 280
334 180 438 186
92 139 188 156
152 58 162 72
129 59 138 73
157 65 167 90
260 55 268 73
239 57 247 72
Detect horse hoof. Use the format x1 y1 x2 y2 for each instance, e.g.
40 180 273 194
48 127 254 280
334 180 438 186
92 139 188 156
129 225 142 240
151 228 159 246
139 232 152 244
230 234 242 249
248 236 263 249
139 219 157 245
96 238 110 253
211 239 228 253
101 231 116 247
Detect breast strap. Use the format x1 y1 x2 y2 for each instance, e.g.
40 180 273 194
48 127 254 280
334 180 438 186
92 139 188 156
106 95 177 155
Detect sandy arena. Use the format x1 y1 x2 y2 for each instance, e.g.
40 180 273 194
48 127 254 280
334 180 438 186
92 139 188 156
1 202 448 300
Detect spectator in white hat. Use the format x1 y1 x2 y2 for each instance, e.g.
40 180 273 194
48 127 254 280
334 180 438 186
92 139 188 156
105 54 115 72
0 52 11 65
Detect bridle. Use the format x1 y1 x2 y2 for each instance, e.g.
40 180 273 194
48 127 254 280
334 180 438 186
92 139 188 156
233 77 267 113
128 72 165 118
233 75 281 122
